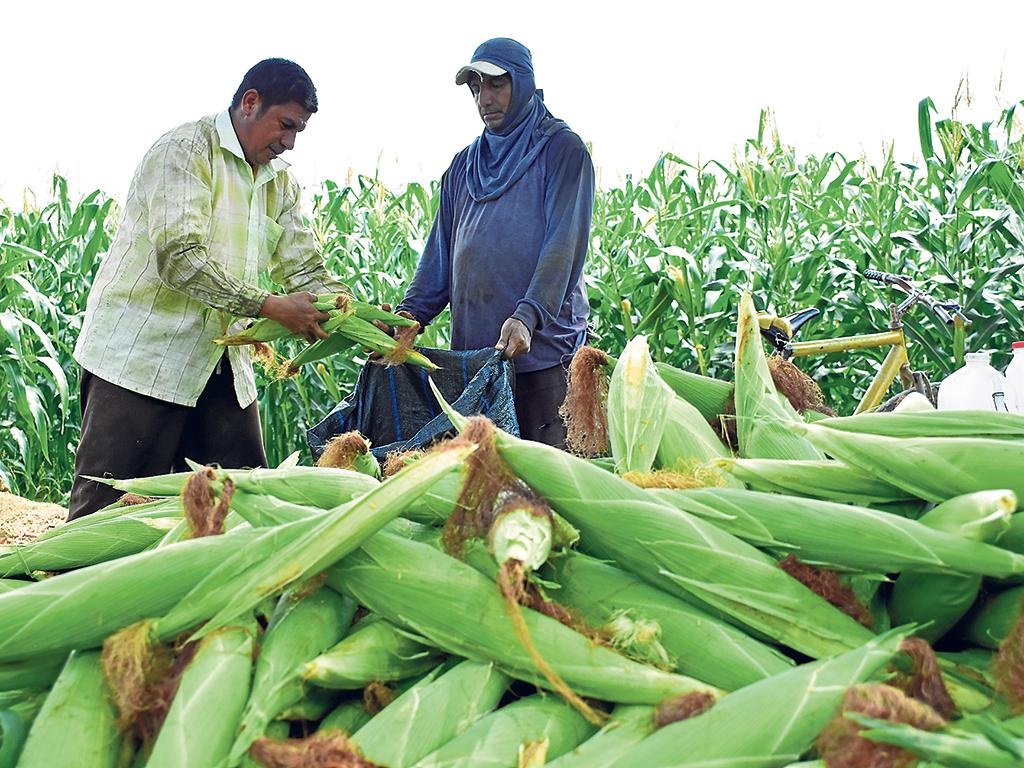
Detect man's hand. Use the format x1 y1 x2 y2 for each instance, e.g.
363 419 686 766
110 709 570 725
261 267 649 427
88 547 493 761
373 303 417 337
496 317 531 359
259 292 330 344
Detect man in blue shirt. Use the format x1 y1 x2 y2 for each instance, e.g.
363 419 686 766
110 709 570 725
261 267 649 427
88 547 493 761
398 38 595 447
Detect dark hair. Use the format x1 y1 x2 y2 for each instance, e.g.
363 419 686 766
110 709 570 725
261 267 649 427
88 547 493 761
231 58 318 113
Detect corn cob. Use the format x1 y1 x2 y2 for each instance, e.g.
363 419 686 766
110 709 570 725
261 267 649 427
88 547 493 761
410 693 597 768
351 660 509 768
891 491 1017 641
229 585 357 762
814 410 1024 439
963 585 1024 649
734 292 823 460
0 528 263 663
328 529 719 703
607 335 672 474
717 457 914 506
656 395 733 473
303 616 444 690
795 421 1024 503
605 629 909 768
544 550 794 690
146 625 256 768
289 313 438 371
653 361 732 420
542 705 656 768
665 487 1024 577
17 650 126 768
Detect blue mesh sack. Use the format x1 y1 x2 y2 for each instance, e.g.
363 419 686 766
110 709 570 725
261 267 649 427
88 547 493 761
308 348 519 462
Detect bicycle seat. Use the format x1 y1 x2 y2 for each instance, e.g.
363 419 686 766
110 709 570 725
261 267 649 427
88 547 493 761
758 307 820 352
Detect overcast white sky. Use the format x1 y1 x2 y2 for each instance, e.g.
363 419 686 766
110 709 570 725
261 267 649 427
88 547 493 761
2 0 1023 204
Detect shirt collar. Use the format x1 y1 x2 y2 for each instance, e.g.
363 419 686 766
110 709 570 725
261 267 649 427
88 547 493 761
215 110 289 174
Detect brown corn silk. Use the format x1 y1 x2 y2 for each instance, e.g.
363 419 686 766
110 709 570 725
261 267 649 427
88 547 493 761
622 466 726 490
559 346 612 457
381 450 422 479
253 342 295 380
653 691 716 727
767 355 835 417
317 432 371 470
894 638 956 720
780 556 874 628
383 321 421 366
119 493 157 506
816 684 946 768
994 595 1024 713
182 466 233 537
249 732 381 768
362 681 394 715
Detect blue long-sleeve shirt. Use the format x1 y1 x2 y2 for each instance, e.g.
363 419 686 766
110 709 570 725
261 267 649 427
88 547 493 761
399 129 595 373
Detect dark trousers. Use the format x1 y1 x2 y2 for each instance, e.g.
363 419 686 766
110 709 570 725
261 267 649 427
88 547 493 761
68 359 268 520
513 364 568 449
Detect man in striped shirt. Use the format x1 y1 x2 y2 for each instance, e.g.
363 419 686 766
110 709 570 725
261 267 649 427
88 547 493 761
69 58 345 519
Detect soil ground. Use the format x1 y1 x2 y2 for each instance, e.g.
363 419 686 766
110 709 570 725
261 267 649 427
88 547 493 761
0 492 66 544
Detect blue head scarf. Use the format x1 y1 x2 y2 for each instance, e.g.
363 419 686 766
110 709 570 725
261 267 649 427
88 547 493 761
460 38 568 202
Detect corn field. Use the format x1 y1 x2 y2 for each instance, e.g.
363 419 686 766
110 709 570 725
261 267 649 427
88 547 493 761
2 99 1024 504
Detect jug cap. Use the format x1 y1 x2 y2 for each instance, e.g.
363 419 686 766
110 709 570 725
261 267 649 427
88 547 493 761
1013 342 1024 350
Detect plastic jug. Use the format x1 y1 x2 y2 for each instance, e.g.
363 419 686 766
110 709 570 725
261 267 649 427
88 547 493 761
1004 342 1024 414
937 351 1010 412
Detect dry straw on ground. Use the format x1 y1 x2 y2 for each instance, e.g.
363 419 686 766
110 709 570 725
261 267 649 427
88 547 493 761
0 492 66 544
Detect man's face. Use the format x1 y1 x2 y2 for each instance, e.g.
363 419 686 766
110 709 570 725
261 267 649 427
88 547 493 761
235 90 311 167
468 74 512 131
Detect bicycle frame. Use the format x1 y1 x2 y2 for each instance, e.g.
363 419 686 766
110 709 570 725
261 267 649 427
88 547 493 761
788 328 910 414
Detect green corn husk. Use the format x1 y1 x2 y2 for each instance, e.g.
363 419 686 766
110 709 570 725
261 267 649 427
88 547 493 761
214 317 293 346
328 530 719 704
467 415 874 658
227 489 324 526
348 299 419 327
0 579 26 594
855 715 1023 768
890 491 1017 642
0 653 65 691
410 693 597 768
146 624 256 768
717 457 915 506
239 721 290 768
154 446 470 642
607 336 672 474
656 395 732 473
795 420 1024 504
543 705 656 768
0 690 47 730
0 528 263 663
318 698 373 735
229 585 357 762
0 707 28 768
999 513 1024 554
303 616 444 690
287 328 358 368
297 313 438 370
606 629 909 768
0 501 180 576
734 292 823 461
275 686 341 721
664 487 1024 577
17 650 125 768
352 661 509 768
653 362 732 420
963 585 1024 649
815 410 1024 439
544 551 793 690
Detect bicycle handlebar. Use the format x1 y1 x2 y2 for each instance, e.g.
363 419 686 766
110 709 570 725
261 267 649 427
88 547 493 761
862 270 969 326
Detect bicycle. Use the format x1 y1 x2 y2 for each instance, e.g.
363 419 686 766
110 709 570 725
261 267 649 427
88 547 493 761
757 270 971 414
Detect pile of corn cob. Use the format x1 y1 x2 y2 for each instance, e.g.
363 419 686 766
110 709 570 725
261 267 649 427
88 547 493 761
3 292 1024 767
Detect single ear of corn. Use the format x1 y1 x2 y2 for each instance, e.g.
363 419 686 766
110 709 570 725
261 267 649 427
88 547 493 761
145 625 255 768
814 410 1024 439
653 361 732 420
606 336 671 474
214 317 293 346
664 487 1024 578
159 445 471 641
328 530 719 704
717 457 914 506
655 396 733 473
733 292 823 460
351 660 509 768
317 698 373 735
0 528 263 664
795 421 1024 504
0 653 66 691
229 585 357 763
16 650 126 768
890 490 1018 641
410 693 597 768
0 500 180 576
228 489 325 526
542 705 656 768
605 629 909 768
544 550 793 690
294 313 437 370
854 715 1022 768
303 616 444 690
963 585 1024 649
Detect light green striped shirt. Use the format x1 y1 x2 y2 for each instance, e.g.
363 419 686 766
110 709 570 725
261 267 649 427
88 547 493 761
75 110 343 407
